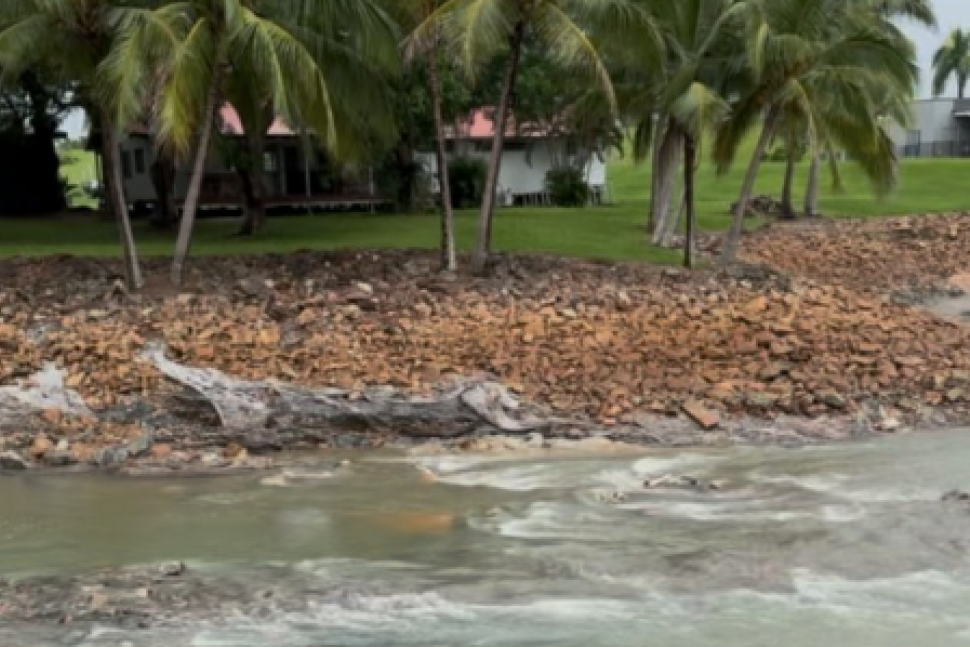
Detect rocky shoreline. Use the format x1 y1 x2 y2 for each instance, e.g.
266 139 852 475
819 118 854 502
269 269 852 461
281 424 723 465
4 215 970 474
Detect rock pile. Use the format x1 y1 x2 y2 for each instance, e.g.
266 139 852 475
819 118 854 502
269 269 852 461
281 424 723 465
1 240 970 461
741 214 970 293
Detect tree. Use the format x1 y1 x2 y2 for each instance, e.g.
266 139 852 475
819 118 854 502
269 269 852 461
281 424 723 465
625 0 747 250
716 0 918 265
933 29 970 99
0 0 173 289
419 0 657 274
0 70 77 214
227 3 399 237
129 0 398 285
404 0 463 272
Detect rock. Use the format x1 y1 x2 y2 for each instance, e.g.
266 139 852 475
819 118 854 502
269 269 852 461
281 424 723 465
526 432 545 447
942 490 970 503
124 434 154 458
242 435 283 454
594 490 627 504
95 447 129 468
947 273 970 293
151 443 173 460
158 561 186 577
235 278 272 299
29 434 54 459
231 448 249 463
40 408 62 425
746 392 781 409
71 443 97 464
416 465 438 484
47 450 77 467
201 453 229 468
223 442 245 459
55 439 70 452
0 450 28 471
682 401 720 431
353 281 374 295
817 391 847 409
88 590 109 611
644 474 723 492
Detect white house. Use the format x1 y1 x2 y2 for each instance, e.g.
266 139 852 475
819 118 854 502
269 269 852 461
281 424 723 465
889 98 970 158
117 106 609 213
418 109 610 206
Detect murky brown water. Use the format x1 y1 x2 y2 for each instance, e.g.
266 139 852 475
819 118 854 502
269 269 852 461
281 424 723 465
2 432 970 646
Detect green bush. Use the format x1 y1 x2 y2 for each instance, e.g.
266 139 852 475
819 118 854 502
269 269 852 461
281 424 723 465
545 166 590 207
447 156 488 208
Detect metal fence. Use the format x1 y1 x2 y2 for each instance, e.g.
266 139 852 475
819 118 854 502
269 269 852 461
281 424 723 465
897 140 970 158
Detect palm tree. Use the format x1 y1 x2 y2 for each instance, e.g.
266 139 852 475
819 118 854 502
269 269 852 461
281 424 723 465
0 0 173 289
872 0 936 28
933 29 970 99
625 0 748 249
418 0 659 274
126 0 397 285
799 0 932 218
403 0 459 272
716 0 918 265
232 4 399 237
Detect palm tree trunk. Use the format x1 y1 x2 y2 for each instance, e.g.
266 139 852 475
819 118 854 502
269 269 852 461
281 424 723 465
804 149 820 217
683 134 697 269
648 113 668 234
720 105 781 266
780 144 797 219
100 113 143 289
238 132 267 236
652 125 683 245
150 154 177 229
427 41 457 272
471 19 526 275
172 73 222 286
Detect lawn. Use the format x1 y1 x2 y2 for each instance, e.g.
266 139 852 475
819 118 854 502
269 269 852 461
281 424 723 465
2 144 968 262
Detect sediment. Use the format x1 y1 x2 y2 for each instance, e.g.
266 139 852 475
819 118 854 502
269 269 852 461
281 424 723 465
3 214 970 472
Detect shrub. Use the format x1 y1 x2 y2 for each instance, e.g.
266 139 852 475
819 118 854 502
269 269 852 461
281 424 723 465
545 166 590 207
447 156 488 208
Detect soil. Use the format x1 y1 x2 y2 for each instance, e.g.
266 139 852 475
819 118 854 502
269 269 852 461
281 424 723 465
4 214 970 473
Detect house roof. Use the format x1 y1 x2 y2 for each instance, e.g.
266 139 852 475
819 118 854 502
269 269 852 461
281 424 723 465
446 109 562 141
219 105 295 137
125 104 296 138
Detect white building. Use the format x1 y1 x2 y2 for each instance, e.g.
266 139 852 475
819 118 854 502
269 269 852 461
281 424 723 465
418 109 610 206
117 106 609 213
890 98 970 158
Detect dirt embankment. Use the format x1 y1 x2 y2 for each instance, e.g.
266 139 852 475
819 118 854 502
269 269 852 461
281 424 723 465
3 215 970 471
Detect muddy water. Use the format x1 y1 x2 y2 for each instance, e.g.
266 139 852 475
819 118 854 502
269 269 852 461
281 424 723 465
2 432 970 646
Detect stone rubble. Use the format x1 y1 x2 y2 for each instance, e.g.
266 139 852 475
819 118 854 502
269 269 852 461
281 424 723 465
2 221 970 470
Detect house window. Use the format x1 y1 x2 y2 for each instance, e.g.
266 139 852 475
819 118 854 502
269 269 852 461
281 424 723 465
263 151 278 173
134 149 146 175
121 150 132 180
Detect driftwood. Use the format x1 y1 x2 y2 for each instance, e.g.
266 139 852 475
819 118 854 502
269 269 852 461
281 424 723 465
0 364 93 427
145 346 555 435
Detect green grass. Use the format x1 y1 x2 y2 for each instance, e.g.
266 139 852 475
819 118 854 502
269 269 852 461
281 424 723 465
5 143 970 262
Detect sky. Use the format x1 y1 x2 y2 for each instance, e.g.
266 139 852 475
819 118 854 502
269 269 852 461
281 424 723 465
60 0 965 138
905 0 965 98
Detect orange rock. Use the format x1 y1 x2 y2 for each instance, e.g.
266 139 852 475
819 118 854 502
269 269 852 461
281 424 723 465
682 401 720 431
29 434 54 459
151 444 173 459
